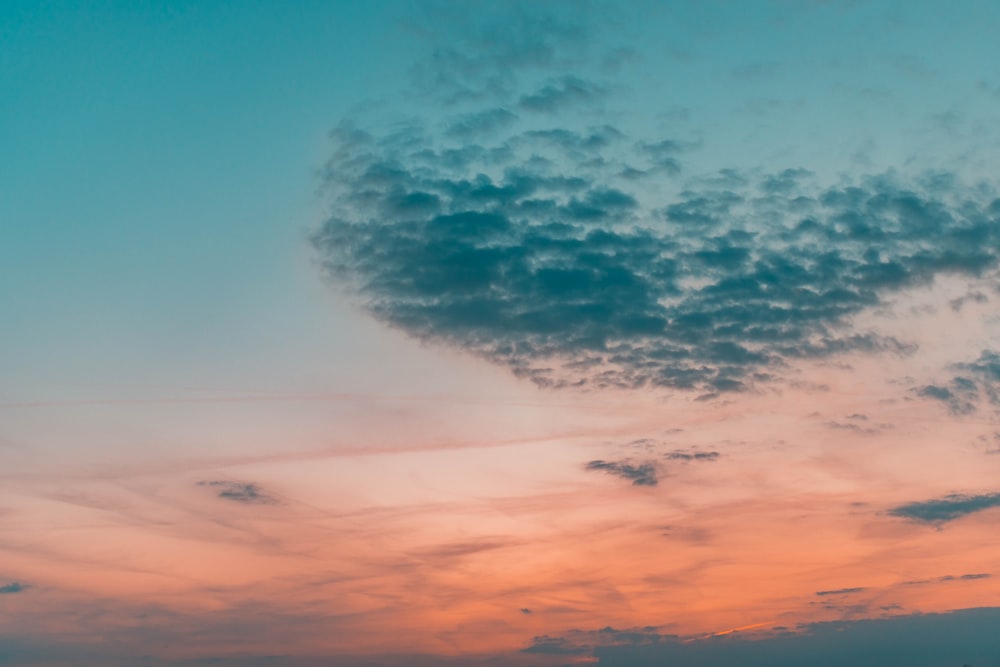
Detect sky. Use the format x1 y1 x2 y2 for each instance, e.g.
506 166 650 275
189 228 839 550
3 1 1000 665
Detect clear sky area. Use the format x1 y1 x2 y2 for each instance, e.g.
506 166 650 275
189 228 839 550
3 1 1000 665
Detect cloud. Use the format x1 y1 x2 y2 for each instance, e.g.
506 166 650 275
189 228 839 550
662 449 719 462
406 4 591 103
888 492 1000 524
904 573 992 585
915 349 1000 414
916 381 977 415
523 626 668 655
586 607 1000 667
316 111 999 393
0 581 26 594
814 587 867 596
585 460 658 486
823 417 885 434
197 481 277 505
518 76 607 112
445 108 519 139
522 635 592 655
316 3 1000 397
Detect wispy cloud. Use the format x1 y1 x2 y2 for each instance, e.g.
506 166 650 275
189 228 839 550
662 449 719 462
903 573 991 585
815 587 867 596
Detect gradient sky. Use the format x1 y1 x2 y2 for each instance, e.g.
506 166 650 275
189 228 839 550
4 1 1000 665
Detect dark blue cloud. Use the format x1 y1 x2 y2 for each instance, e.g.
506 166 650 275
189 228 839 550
585 460 659 486
0 581 26 594
917 349 1000 414
888 492 1000 524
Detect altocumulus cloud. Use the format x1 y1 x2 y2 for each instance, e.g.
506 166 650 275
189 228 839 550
314 116 1000 393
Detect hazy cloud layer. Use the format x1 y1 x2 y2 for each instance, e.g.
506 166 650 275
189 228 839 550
888 492 1000 524
315 119 1000 393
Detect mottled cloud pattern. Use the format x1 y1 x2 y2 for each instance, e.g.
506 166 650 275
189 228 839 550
314 117 1000 392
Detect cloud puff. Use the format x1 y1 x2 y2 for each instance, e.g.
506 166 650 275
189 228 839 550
0 581 26 594
315 114 1000 393
198 481 277 505
888 492 1000 524
585 459 659 486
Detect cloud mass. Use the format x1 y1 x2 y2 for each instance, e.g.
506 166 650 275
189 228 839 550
315 120 1000 393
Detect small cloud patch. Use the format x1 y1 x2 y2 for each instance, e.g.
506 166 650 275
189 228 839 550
815 587 867 596
0 582 26 594
198 481 277 505
585 460 658 486
663 449 720 462
888 492 1000 524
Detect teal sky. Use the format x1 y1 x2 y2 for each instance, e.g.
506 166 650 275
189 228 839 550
4 2 1000 666
5 0 1000 395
